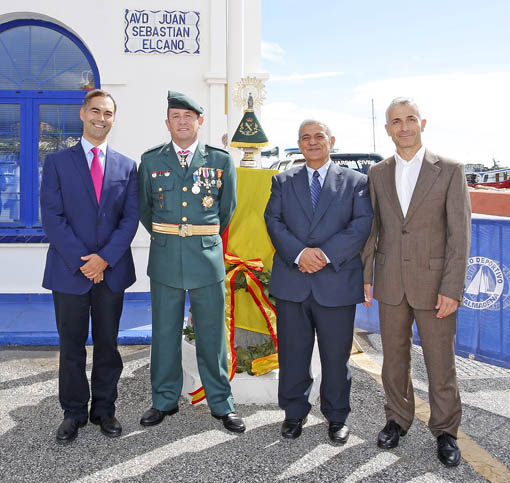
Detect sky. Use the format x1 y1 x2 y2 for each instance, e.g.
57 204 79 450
260 0 510 166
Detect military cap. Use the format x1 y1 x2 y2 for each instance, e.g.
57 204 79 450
167 90 204 115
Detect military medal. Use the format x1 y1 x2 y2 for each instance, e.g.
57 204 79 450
192 170 201 194
216 169 223 188
203 167 210 188
210 169 216 186
201 195 214 208
152 170 171 178
178 149 191 169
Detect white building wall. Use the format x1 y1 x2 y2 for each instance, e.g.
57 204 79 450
0 0 263 293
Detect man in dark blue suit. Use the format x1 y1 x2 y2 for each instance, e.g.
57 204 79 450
264 119 373 442
40 89 139 443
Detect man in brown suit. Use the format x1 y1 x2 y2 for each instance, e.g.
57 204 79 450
362 97 471 467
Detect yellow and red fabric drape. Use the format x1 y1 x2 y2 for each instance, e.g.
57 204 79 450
189 168 278 404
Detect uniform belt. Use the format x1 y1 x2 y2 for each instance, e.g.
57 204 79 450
152 222 220 237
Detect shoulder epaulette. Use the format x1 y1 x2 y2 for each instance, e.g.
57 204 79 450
205 144 229 154
143 143 166 155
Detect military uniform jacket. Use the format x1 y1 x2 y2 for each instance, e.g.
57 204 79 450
139 141 236 289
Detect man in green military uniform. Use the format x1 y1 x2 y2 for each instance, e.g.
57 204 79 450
138 91 245 433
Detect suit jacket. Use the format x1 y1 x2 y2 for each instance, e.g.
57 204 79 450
138 141 236 290
264 163 373 307
361 149 471 309
40 143 139 294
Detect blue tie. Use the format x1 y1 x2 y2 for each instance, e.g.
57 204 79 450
310 170 321 211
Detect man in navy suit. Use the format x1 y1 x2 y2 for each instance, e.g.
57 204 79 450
40 89 139 443
264 119 373 442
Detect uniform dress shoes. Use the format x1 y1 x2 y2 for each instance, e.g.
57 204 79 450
377 420 407 449
328 422 350 444
140 407 179 427
212 412 246 433
56 418 87 444
281 418 307 439
91 415 122 438
437 432 461 467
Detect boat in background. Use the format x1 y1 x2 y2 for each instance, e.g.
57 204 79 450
465 160 510 189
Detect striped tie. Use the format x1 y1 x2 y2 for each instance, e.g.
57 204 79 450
310 170 321 210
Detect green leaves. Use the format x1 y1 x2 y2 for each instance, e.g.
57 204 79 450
234 337 276 375
225 265 275 306
182 266 277 374
183 325 195 341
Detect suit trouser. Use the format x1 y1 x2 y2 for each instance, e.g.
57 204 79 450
379 294 461 437
150 279 234 416
53 282 124 421
276 295 355 422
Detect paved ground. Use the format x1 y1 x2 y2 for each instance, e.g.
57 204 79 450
1 332 509 482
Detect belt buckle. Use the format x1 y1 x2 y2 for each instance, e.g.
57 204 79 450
179 224 193 237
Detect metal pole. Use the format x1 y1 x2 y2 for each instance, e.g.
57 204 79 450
371 99 376 152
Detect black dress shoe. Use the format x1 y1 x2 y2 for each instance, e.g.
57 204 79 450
140 407 179 427
437 432 461 467
281 418 307 439
377 420 407 449
91 414 122 438
56 418 87 444
212 412 246 433
328 422 350 444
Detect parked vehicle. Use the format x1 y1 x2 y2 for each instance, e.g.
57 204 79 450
269 149 383 174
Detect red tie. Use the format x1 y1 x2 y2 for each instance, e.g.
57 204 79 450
90 147 103 204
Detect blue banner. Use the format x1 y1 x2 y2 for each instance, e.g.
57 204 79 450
355 215 510 369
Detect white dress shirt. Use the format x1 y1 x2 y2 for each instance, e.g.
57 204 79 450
81 136 107 173
395 146 425 217
172 139 199 167
305 159 331 187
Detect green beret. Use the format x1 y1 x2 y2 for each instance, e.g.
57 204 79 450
167 90 204 115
